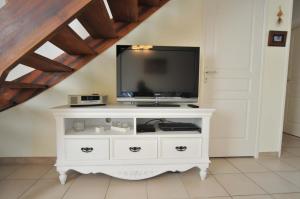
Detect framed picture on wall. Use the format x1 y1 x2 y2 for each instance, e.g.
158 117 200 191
268 31 288 47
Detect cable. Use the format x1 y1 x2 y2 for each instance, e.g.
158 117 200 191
144 119 164 125
144 118 178 125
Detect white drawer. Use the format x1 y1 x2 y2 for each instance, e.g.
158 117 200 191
64 138 109 161
160 138 202 159
111 138 157 160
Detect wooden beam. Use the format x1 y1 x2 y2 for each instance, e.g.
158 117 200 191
2 82 48 89
78 0 117 38
50 26 95 55
107 0 139 22
21 53 74 72
139 0 160 6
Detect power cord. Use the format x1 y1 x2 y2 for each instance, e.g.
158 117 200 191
144 118 176 125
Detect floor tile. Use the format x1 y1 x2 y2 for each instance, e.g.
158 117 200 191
232 195 272 199
0 179 36 199
147 172 189 199
209 158 240 174
180 169 228 198
19 179 71 199
226 158 268 173
282 139 300 148
284 148 300 157
106 178 147 199
0 165 19 179
276 171 300 187
7 165 52 179
280 151 296 159
63 174 110 199
272 193 300 199
256 158 297 171
193 197 232 199
282 134 300 148
246 172 300 194
214 173 265 196
281 158 300 169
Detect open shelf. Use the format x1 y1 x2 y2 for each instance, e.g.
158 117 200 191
64 118 134 136
136 118 202 135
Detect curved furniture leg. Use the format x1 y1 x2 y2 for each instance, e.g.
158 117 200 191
199 167 207 180
58 170 67 185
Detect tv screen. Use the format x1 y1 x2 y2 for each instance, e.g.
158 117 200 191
117 45 199 102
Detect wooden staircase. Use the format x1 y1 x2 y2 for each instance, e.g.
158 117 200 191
0 0 169 111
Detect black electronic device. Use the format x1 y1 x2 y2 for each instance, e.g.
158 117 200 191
137 103 180 107
188 104 199 108
137 124 156 133
158 122 201 132
117 45 200 103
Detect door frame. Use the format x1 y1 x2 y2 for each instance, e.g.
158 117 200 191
277 2 294 157
283 25 300 142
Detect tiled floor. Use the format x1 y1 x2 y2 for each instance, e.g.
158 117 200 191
1 133 300 199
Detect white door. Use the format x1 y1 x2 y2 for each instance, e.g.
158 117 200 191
201 0 265 157
284 27 300 138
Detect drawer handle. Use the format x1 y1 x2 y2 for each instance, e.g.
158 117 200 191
129 147 141 152
175 146 187 152
81 147 94 153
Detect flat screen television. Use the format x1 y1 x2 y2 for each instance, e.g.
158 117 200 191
117 45 199 103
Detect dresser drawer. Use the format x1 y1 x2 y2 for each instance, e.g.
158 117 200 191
160 138 202 158
111 138 157 160
64 138 109 161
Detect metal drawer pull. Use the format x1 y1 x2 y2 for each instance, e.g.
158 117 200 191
81 147 94 153
129 147 141 152
175 146 187 152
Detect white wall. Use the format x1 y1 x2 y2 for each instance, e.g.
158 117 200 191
0 0 203 157
258 0 294 152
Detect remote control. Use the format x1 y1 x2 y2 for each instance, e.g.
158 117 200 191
188 104 199 108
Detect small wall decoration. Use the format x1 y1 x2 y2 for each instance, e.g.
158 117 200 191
277 6 284 25
268 31 288 47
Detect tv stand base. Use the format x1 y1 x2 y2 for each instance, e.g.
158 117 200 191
57 164 208 184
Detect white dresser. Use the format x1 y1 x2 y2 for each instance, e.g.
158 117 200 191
52 105 215 184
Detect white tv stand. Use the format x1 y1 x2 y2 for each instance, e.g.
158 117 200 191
52 104 215 184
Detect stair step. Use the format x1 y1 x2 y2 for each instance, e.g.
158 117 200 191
50 26 95 55
107 0 139 22
21 53 74 72
2 82 48 89
78 0 117 38
139 0 161 6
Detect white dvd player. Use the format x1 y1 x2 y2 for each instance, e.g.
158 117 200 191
68 94 107 107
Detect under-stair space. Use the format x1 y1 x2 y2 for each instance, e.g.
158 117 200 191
0 0 169 111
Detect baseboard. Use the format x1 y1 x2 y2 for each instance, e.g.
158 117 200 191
0 157 56 165
258 152 279 158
